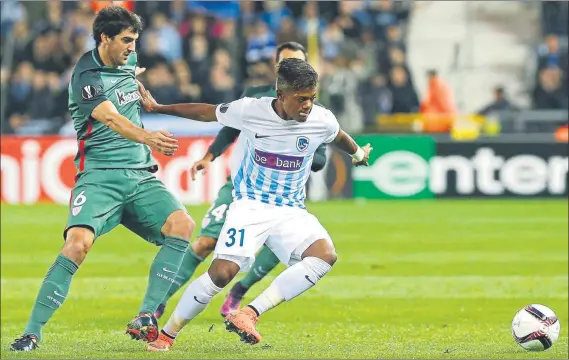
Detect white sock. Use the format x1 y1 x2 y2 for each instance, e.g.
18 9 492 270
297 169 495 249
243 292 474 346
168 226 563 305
162 272 222 337
248 256 331 316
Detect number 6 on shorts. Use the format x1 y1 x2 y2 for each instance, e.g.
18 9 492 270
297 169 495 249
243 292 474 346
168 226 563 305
225 228 245 247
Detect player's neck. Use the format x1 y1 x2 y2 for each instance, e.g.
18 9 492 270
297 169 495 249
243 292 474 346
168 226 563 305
96 46 116 68
272 99 293 121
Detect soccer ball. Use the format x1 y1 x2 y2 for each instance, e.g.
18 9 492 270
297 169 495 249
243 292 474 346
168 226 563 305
512 304 560 351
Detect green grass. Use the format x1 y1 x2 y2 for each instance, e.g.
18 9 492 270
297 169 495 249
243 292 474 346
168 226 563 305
1 200 568 358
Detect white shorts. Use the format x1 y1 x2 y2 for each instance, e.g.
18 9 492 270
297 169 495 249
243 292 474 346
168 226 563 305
213 199 333 272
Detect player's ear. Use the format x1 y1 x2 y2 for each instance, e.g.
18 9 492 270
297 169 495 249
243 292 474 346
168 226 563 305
276 90 283 100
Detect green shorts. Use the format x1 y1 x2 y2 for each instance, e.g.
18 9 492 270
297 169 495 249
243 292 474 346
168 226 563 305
64 169 187 246
198 179 234 239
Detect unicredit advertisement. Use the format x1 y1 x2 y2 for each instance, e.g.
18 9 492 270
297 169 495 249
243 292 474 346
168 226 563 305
1 137 233 205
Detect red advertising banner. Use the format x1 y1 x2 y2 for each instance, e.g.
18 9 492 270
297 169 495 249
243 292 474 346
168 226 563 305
1 137 233 205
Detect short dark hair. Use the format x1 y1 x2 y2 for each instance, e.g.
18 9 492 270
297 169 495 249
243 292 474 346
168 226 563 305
276 58 318 92
276 42 308 62
93 6 143 46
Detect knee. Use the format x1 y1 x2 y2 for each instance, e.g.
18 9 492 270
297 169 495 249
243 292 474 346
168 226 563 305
62 227 94 265
162 210 195 240
320 250 338 267
192 236 217 259
208 259 240 288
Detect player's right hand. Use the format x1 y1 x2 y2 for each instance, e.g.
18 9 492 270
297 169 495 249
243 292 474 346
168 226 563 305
140 88 159 113
145 130 178 156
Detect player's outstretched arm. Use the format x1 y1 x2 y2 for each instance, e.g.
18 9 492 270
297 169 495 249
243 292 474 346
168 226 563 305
332 129 372 167
91 100 179 156
140 88 217 122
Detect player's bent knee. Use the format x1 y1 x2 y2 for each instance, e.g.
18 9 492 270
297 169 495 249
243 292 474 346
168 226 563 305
62 226 95 265
301 239 337 266
208 259 240 288
192 236 217 259
162 210 195 240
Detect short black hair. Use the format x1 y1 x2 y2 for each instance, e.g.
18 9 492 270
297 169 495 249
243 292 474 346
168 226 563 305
276 58 318 92
275 42 308 62
93 5 143 46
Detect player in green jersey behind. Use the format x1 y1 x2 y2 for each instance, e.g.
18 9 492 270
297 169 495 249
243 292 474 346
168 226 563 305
152 42 328 323
10 6 195 351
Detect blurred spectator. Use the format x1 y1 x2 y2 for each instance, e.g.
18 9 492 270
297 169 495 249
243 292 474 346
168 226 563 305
336 0 364 40
202 65 235 104
532 67 568 109
420 70 456 115
11 20 33 65
297 2 327 37
185 34 212 87
478 86 518 116
320 21 344 60
360 74 393 128
138 32 168 69
276 16 305 45
143 12 182 63
388 66 419 113
187 1 240 20
261 0 293 34
537 35 567 71
246 20 276 64
320 57 364 133
541 1 568 37
368 0 398 41
6 62 34 117
1 0 27 36
145 63 182 105
172 60 201 102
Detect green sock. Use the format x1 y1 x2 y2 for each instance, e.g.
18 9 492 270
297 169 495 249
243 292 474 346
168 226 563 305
24 254 78 342
239 246 280 289
162 246 204 305
139 236 188 314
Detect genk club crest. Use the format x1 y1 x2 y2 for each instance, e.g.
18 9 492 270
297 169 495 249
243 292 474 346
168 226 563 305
296 136 309 152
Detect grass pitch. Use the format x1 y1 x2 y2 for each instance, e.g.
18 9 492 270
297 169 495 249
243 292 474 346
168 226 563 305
1 200 567 358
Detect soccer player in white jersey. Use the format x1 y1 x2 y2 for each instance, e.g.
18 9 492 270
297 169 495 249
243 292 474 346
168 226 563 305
139 58 372 350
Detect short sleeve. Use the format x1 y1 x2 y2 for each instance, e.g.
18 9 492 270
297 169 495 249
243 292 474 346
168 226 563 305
216 98 248 130
323 109 341 143
71 70 108 117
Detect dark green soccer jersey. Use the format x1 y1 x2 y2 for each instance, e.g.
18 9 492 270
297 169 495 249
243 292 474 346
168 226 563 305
68 49 155 173
242 84 276 98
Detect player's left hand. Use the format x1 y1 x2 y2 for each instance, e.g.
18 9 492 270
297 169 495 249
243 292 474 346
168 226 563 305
190 159 212 181
352 143 373 167
135 66 146 76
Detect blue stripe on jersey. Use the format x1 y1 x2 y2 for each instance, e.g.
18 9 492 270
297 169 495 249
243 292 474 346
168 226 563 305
277 170 295 206
233 146 250 201
290 159 312 207
263 168 281 205
256 163 269 204
244 149 256 200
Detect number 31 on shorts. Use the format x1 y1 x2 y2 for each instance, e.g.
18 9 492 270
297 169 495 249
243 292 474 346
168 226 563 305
225 228 245 247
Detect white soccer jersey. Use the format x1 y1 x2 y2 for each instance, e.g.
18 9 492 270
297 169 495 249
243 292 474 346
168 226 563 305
216 97 340 209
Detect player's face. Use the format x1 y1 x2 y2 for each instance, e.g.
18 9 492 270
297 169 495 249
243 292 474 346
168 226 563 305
282 88 317 122
105 28 139 66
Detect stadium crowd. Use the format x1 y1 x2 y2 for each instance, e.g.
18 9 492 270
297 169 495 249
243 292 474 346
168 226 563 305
0 1 566 136
0 0 416 135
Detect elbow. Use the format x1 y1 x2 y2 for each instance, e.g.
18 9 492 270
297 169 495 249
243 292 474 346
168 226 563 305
310 159 326 172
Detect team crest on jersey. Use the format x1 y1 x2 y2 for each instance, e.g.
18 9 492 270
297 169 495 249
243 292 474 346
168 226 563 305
296 136 309 152
115 89 141 106
72 206 82 216
220 103 230 113
82 85 103 100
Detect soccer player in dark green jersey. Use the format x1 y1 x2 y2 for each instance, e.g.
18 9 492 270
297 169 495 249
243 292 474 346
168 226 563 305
10 6 194 351
153 42 328 322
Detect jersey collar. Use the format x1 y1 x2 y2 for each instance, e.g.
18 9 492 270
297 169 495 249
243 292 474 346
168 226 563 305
92 48 105 67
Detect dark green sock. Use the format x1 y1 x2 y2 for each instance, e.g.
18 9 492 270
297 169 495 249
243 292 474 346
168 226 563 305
139 236 188 314
162 246 204 305
24 254 78 342
239 246 280 289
